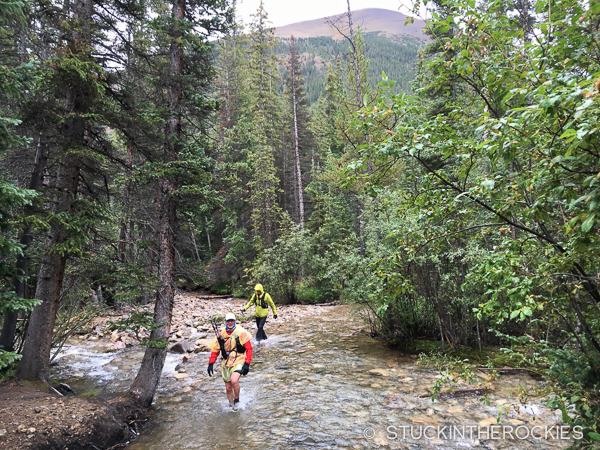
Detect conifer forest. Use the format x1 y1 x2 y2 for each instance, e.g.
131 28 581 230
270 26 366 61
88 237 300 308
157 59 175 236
1 0 600 443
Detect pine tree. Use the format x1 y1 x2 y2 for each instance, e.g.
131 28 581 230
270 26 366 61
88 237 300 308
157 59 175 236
310 58 346 158
0 0 41 358
245 3 284 248
17 0 98 382
128 0 232 407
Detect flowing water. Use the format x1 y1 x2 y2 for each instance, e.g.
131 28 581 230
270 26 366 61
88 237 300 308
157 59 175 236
52 305 576 449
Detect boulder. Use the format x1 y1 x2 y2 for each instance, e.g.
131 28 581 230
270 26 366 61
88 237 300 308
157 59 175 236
194 338 212 353
109 342 126 351
170 342 195 353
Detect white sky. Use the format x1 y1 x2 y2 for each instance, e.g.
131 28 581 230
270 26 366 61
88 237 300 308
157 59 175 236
235 0 417 28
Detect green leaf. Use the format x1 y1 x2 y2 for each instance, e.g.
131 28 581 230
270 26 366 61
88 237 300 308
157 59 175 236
581 214 595 233
577 128 589 140
589 432 600 442
481 180 495 190
559 129 577 139
577 99 594 110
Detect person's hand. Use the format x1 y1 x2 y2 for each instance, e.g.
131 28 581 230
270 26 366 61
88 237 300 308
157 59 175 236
273 314 278 319
207 363 214 377
241 362 250 376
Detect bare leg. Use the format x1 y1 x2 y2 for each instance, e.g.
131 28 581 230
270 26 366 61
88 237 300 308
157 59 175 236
225 381 234 404
230 372 241 400
225 372 241 404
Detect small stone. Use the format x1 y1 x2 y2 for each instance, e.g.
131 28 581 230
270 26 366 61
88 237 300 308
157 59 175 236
34 407 41 413
169 373 188 379
479 417 498 427
0 429 7 437
28 427 36 433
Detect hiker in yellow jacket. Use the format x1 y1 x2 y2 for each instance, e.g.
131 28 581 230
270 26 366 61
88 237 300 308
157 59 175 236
242 283 277 340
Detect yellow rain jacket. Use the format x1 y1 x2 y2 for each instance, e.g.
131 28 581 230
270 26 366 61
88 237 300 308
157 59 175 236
243 284 277 318
209 324 252 368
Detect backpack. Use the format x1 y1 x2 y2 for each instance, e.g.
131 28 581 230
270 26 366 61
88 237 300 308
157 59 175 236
256 292 267 308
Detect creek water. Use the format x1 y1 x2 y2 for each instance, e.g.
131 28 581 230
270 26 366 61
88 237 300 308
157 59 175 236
51 305 574 449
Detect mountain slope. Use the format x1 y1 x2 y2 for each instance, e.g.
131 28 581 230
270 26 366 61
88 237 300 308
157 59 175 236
274 8 427 41
272 9 427 104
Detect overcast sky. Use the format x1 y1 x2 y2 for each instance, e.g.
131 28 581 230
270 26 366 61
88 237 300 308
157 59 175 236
235 0 416 28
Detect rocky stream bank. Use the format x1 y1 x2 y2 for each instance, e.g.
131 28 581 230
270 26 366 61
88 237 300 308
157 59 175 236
0 292 573 449
0 292 324 449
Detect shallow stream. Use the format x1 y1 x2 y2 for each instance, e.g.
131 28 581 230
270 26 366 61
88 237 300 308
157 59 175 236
51 305 575 449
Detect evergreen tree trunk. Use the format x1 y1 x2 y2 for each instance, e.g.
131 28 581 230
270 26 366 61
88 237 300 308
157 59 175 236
119 146 134 263
129 0 183 408
346 0 363 112
289 37 304 228
17 158 81 381
16 0 92 382
0 132 48 352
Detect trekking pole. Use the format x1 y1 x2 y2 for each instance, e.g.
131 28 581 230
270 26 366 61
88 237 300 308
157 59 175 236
211 319 228 360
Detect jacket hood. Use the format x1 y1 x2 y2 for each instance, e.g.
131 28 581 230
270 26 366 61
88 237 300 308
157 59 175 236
254 283 263 293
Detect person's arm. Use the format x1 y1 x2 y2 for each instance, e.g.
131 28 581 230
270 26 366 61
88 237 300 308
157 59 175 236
242 294 255 311
266 293 277 316
208 351 219 364
207 349 219 376
243 340 253 365
240 332 253 376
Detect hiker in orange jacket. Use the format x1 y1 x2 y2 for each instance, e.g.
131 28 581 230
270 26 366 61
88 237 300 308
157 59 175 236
207 313 253 412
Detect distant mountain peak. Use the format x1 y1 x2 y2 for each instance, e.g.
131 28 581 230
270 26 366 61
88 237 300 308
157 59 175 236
274 8 427 41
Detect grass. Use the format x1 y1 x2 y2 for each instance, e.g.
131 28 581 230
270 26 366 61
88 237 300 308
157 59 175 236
413 339 521 368
79 391 99 397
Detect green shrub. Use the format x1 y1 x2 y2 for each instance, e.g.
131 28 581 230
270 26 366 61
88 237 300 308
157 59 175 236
232 287 248 299
295 283 331 304
210 284 230 295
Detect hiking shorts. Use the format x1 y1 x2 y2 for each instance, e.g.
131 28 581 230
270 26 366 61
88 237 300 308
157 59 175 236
222 361 245 382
